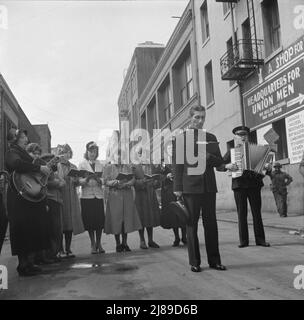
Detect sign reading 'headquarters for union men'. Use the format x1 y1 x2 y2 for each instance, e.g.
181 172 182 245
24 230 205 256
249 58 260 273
243 34 304 130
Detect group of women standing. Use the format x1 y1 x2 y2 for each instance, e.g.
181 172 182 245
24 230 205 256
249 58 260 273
3 129 186 277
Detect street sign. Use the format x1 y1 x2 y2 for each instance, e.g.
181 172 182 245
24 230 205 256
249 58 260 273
243 58 304 130
286 109 304 164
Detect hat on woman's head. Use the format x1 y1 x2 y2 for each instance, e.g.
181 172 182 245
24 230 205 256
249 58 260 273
57 143 73 155
86 141 98 151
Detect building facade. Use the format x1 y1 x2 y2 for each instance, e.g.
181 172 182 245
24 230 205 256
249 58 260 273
193 0 304 214
116 0 304 214
33 124 51 154
118 42 165 132
0 74 41 170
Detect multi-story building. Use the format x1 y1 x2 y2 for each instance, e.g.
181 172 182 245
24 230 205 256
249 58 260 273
0 74 41 170
116 0 304 214
33 124 51 154
117 41 165 133
193 0 304 214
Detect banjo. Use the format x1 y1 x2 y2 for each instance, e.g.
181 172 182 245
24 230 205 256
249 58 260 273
12 155 63 203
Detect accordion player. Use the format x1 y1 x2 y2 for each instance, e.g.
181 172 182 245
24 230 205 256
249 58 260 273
229 126 277 179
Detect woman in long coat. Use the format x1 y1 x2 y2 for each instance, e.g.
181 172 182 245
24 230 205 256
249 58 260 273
104 163 142 252
5 129 51 276
57 144 84 258
133 161 161 250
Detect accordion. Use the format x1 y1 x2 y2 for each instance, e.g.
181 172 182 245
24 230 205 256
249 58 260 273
230 142 274 179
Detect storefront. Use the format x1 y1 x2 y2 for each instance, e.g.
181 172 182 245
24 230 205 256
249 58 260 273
243 34 304 214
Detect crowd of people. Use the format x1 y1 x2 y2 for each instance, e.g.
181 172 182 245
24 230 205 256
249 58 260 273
0 104 302 277
0 129 188 277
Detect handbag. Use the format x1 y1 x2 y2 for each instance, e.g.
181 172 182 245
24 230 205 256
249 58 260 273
160 197 189 229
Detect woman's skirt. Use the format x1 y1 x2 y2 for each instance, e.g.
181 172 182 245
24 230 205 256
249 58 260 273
80 198 105 231
7 187 49 256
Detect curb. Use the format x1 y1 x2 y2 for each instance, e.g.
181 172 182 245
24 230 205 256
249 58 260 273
217 218 301 232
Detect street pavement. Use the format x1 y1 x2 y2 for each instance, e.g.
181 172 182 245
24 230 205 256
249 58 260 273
0 214 304 300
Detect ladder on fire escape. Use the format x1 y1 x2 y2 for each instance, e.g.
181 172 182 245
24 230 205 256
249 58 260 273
246 0 260 63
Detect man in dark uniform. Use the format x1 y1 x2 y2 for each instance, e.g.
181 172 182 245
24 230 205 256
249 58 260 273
173 105 226 273
266 162 293 217
221 126 270 248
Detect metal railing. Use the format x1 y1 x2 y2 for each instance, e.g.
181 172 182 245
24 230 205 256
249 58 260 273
220 39 264 80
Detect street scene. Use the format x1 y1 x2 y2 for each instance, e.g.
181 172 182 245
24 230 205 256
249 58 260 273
0 0 304 303
1 215 304 300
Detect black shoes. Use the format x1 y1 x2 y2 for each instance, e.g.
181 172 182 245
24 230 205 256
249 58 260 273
172 240 180 247
123 244 131 252
148 241 160 248
191 265 202 273
238 244 249 248
17 265 41 277
181 238 187 245
256 242 270 247
209 264 227 271
116 244 124 252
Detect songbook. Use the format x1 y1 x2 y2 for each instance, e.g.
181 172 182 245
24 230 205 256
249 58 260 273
67 169 102 179
144 174 162 180
116 173 134 181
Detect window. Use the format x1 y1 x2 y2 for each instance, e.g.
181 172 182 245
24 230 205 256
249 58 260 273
172 43 193 110
180 56 193 106
132 103 138 128
272 118 288 160
131 71 137 95
223 2 235 16
158 76 174 127
200 1 210 43
204 60 214 106
147 99 158 137
262 0 281 57
242 18 253 61
186 57 194 100
141 112 146 130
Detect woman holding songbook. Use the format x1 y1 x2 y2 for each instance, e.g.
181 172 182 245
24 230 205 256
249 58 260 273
133 148 161 250
78 142 105 254
57 144 84 258
103 156 142 252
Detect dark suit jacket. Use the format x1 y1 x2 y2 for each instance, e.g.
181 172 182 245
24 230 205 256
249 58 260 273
173 130 224 194
221 150 264 190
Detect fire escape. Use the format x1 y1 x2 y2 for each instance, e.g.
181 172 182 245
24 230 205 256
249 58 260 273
217 0 264 81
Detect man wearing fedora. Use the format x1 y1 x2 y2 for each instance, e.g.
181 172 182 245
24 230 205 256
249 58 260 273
266 162 293 217
221 125 270 248
173 105 226 273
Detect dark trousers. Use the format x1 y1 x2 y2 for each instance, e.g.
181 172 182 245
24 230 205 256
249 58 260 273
233 187 266 245
47 199 63 256
273 191 287 216
183 193 221 267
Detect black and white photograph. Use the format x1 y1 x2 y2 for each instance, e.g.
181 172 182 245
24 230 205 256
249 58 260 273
0 0 304 304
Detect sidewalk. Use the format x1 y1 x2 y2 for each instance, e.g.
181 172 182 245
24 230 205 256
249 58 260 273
217 210 304 232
